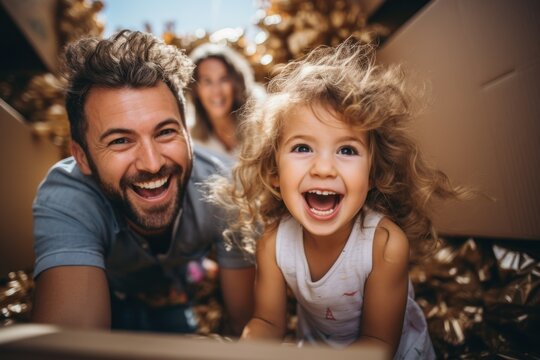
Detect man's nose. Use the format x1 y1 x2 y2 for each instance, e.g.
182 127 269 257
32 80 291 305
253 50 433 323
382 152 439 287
310 152 337 178
135 140 165 174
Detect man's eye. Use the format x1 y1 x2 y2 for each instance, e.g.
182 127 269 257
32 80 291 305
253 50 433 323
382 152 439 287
158 128 176 137
292 144 311 153
109 138 129 146
338 146 358 156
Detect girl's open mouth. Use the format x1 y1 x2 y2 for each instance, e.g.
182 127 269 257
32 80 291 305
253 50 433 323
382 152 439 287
303 190 343 217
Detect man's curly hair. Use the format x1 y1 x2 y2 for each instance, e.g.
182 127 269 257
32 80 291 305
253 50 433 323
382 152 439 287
63 30 194 150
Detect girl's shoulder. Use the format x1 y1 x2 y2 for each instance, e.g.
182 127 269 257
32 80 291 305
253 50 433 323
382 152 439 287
256 222 279 255
372 217 410 269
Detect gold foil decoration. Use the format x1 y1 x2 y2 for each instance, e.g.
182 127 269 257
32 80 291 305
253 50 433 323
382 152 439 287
411 238 539 358
1 0 104 158
57 0 105 46
163 0 387 82
0 271 34 327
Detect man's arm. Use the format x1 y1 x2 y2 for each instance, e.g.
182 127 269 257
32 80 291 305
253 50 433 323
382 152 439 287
220 266 255 336
32 266 111 329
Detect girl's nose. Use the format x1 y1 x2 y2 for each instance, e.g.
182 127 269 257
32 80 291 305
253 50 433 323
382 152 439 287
310 153 337 178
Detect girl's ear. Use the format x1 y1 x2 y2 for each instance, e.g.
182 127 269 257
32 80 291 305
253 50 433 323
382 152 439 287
71 142 92 176
270 173 280 188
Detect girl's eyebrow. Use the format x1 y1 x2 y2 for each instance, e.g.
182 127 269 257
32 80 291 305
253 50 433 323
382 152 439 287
341 135 367 146
281 134 314 145
282 134 367 146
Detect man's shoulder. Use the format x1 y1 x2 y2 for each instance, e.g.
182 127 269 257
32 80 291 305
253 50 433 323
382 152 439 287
34 157 106 207
191 145 233 181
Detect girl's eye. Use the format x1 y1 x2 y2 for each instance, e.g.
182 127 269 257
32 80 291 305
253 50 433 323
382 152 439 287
292 144 311 153
338 146 358 156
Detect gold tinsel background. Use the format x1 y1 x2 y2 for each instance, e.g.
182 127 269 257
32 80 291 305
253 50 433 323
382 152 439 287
0 0 386 158
0 1 538 359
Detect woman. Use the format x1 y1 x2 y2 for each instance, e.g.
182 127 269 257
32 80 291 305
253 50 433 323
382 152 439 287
189 43 261 155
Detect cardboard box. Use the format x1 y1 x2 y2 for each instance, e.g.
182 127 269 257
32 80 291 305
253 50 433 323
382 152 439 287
0 99 59 275
0 324 386 360
377 0 540 240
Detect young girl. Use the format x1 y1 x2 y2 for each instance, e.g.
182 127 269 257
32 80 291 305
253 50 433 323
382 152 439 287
210 40 467 359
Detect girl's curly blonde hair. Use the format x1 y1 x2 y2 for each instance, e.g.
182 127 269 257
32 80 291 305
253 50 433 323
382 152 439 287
208 38 470 255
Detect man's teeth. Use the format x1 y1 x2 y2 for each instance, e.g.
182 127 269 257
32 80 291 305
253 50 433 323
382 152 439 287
310 207 335 216
308 190 337 196
133 177 168 189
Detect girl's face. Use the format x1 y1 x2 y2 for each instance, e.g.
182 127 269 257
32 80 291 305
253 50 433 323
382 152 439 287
195 58 235 122
273 104 370 243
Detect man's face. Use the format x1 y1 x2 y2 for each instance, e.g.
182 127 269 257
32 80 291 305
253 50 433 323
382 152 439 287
72 82 192 235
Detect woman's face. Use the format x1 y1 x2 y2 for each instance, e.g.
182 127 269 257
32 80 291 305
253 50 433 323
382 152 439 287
195 58 235 122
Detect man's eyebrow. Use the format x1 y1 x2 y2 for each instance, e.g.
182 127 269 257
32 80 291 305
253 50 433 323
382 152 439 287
99 118 182 142
99 128 133 142
155 118 182 129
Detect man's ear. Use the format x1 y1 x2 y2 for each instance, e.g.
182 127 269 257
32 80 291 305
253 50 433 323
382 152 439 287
71 142 92 175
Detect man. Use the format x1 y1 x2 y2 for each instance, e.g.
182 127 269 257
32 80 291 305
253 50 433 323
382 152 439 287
31 30 254 335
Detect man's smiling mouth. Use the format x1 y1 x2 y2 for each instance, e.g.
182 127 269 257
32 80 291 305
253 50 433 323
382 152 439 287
303 190 343 216
132 176 170 198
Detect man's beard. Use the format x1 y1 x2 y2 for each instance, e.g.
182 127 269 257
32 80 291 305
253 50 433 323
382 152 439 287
87 158 188 233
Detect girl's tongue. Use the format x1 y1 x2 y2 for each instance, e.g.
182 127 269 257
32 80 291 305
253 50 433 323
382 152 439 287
304 192 341 211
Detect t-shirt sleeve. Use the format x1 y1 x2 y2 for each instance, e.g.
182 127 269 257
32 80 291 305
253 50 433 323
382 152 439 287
191 147 255 269
32 163 110 278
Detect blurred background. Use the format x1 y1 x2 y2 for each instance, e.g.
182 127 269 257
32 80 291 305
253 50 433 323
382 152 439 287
0 0 538 358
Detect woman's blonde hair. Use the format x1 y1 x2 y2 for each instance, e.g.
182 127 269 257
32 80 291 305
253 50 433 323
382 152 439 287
209 39 470 254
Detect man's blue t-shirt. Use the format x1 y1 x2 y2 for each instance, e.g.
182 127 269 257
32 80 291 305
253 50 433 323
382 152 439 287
33 147 251 303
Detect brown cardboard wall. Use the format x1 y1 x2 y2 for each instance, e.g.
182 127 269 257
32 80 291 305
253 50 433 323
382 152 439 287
377 0 540 239
0 100 60 275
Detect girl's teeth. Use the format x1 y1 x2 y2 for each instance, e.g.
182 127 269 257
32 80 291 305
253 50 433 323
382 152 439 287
308 190 336 196
310 207 335 216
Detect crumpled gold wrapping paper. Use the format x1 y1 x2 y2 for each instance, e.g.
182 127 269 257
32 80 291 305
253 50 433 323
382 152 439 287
410 238 539 358
0 271 33 327
0 0 104 159
162 0 386 83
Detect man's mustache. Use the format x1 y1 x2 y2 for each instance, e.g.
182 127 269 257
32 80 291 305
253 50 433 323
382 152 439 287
120 164 183 187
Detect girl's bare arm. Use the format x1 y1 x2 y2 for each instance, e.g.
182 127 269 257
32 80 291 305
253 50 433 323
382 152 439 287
241 226 288 341
356 217 410 357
